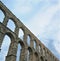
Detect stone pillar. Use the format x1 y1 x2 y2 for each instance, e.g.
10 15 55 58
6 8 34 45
5 40 18 61
21 48 34 61
0 32 5 50
15 27 19 36
33 53 39 61
20 48 25 61
24 33 27 42
29 52 33 61
23 33 27 45
30 38 33 48
32 53 34 61
3 15 9 26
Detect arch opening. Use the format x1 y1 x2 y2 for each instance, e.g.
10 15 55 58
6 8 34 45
39 45 41 52
45 59 47 61
0 9 5 23
26 47 33 61
27 35 31 46
16 43 21 61
43 48 45 56
40 56 44 61
7 19 15 32
34 52 39 61
34 40 37 50
0 35 11 61
16 40 25 61
18 28 24 41
26 50 30 61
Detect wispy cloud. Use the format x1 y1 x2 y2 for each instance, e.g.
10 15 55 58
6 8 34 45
25 0 60 59
12 0 41 15
1 0 60 60
26 3 58 36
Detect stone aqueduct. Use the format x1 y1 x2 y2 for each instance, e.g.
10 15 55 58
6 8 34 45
0 1 59 61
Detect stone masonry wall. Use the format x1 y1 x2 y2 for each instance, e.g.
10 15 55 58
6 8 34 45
0 1 59 61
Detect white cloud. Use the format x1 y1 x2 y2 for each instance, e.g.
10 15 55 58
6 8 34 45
12 0 42 15
13 6 32 14
53 41 60 54
27 4 59 36
12 0 44 15
1 0 60 60
53 31 60 54
28 0 42 4
25 1 60 59
12 0 32 15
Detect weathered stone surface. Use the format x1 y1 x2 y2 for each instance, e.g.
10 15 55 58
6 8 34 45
0 1 59 61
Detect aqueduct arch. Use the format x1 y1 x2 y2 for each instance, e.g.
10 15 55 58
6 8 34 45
0 1 59 61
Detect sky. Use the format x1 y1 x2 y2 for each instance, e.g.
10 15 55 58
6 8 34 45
0 0 60 60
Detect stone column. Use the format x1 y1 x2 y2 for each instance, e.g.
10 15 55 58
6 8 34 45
0 32 5 51
15 27 19 36
23 33 27 45
29 52 33 61
3 15 9 26
30 38 34 48
24 33 27 42
33 53 37 61
5 40 18 61
20 48 25 61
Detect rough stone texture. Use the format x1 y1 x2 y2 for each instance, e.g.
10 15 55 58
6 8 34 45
0 1 59 61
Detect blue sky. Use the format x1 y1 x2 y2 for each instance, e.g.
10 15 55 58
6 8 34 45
0 0 60 60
